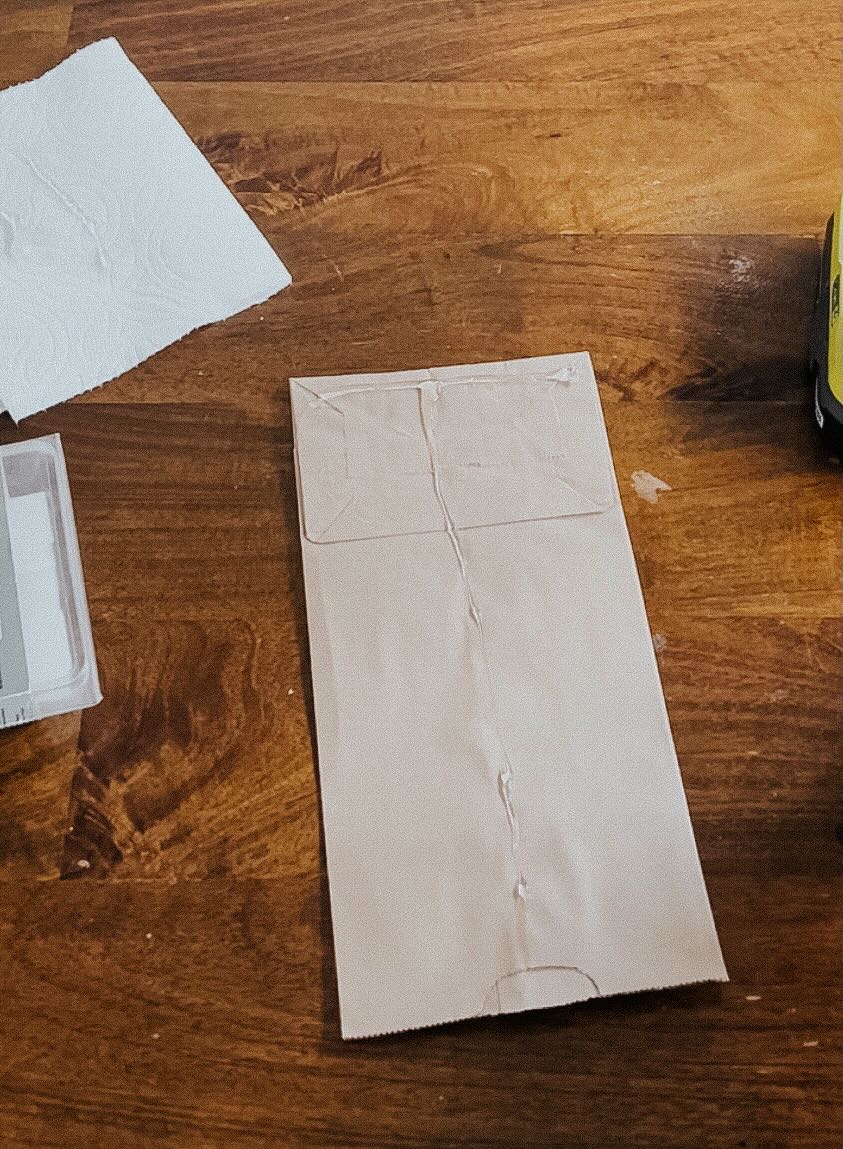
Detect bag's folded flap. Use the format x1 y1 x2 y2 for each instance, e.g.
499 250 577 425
291 353 617 543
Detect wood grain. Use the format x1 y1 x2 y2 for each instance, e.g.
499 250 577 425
0 876 839 1148
67 0 841 84
1 611 838 883
56 233 823 413
0 1 72 86
1 2 841 1147
0 2 71 87
149 80 839 237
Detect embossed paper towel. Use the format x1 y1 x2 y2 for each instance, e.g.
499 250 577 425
0 38 290 420
292 352 727 1039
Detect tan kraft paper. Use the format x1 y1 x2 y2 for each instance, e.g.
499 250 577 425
291 352 727 1039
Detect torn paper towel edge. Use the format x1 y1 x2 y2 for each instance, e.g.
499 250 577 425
0 39 291 420
4 277 289 421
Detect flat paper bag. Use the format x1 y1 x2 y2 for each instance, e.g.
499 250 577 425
291 353 727 1038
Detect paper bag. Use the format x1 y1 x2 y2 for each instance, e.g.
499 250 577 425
291 353 727 1038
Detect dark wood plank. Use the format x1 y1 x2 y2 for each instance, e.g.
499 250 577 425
33 233 822 414
0 612 836 882
0 875 839 1148
0 715 80 880
68 0 841 85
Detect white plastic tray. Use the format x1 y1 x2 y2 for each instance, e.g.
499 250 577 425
0 434 101 727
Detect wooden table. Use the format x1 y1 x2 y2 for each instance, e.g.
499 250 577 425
1 4 840 1146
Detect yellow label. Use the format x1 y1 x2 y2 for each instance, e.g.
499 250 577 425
829 198 842 403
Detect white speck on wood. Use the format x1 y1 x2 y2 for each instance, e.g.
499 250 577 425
631 471 672 503
76 859 90 869
745 994 761 1001
728 255 755 283
652 633 667 653
803 1040 819 1048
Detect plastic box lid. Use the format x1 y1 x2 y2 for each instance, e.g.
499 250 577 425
0 434 101 728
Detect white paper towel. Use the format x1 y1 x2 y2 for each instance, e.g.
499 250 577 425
0 38 291 420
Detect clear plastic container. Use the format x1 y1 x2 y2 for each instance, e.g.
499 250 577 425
0 434 101 728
